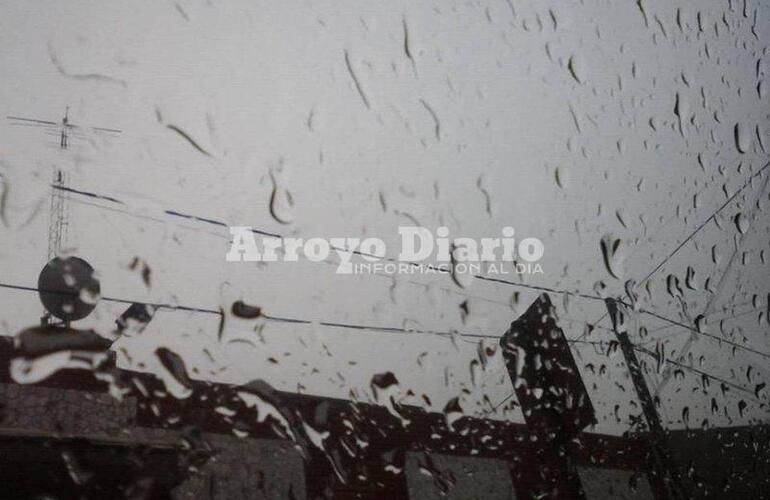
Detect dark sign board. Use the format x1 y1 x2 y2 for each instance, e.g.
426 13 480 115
499 294 596 436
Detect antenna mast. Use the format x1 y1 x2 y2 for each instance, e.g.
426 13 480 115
6 108 121 326
48 107 71 260
47 169 69 260
6 108 121 261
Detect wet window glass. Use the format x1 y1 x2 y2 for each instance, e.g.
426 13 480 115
1 1 769 498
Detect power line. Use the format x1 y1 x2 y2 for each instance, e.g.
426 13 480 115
19 184 770 361
11 224 768 361
5 288 762 414
576 161 770 341
639 161 770 285
568 297 770 361
489 349 768 419
69 198 520 320
15 191 635 350
1 278 634 425
44 178 770 371
630 303 770 361
0 281 629 349
0 281 505 342
53 183 610 303
76 182 747 358
621 152 748 266
631 344 766 406
654 170 770 394
55 182 655 353
636 350 766 406
49 160 770 320
0 282 222 316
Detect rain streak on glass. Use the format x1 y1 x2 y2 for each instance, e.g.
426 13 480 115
0 0 768 498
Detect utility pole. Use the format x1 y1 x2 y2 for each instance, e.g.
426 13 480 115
605 298 687 500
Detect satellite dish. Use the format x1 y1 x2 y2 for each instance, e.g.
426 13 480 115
37 256 101 322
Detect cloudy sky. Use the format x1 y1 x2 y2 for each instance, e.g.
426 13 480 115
1 0 769 435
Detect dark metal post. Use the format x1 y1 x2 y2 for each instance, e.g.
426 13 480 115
605 298 686 500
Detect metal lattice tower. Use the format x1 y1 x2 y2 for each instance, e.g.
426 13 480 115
7 108 121 260
47 108 70 260
47 168 69 260
6 108 121 326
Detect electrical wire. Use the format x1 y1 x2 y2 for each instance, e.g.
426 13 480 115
575 161 770 342
638 161 770 286
53 183 609 302
64 179 770 359
33 169 770 421
0 282 640 349
488 349 768 420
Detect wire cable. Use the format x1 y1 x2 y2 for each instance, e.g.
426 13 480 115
0 281 631 349
638 161 770 286
630 303 770 361
53 183 609 302
489 349 768 421
576 161 770 341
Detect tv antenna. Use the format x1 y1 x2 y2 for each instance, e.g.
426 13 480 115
8 108 122 258
7 108 122 325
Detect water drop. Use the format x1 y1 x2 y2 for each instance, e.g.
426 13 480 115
734 212 749 234
567 55 585 83
735 122 752 153
600 234 624 279
154 347 193 399
269 167 294 224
